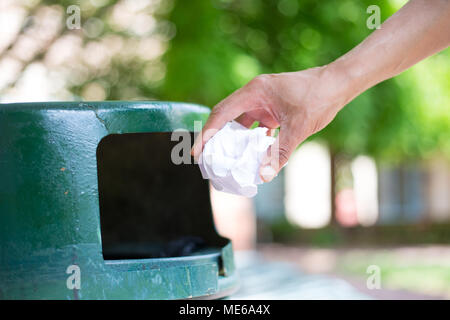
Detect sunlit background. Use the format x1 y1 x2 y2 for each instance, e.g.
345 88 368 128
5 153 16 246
1 0 449 299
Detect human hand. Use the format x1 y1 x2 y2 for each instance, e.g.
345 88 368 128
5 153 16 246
192 0 449 184
191 63 355 182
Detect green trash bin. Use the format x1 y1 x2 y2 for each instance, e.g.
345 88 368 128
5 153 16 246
0 101 238 300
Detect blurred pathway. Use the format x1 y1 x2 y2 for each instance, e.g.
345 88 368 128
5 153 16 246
257 244 449 300
228 251 369 300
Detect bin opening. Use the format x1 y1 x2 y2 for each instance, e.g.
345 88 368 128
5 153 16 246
96 132 224 260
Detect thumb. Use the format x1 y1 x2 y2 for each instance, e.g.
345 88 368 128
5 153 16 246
259 128 297 183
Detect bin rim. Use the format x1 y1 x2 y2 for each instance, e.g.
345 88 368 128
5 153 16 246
0 100 211 113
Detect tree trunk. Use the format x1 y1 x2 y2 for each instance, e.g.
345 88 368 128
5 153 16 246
329 149 338 226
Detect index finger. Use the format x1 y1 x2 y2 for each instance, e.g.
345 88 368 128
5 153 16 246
191 87 257 159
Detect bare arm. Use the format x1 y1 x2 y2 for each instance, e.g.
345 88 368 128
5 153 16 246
192 0 450 182
334 0 450 102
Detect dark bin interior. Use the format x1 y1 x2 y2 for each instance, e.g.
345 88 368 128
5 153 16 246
96 132 226 260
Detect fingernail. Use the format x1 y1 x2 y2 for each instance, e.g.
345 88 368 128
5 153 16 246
260 165 277 182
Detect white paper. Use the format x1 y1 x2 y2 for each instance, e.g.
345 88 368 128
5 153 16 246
198 121 275 197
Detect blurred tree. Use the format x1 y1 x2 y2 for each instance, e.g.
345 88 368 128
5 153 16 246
159 0 449 222
161 0 449 162
0 0 448 221
2 0 447 161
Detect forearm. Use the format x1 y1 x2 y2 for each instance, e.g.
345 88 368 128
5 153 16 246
195 0 450 178
329 0 450 104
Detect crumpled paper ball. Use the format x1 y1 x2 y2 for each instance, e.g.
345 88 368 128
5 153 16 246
198 121 275 197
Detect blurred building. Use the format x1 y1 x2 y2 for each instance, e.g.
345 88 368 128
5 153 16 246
251 142 450 229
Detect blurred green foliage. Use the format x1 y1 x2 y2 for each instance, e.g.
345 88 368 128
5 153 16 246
160 0 449 162
36 0 448 162
269 217 450 245
337 249 450 298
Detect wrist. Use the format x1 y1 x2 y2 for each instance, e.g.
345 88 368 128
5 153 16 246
319 61 361 112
